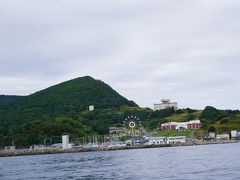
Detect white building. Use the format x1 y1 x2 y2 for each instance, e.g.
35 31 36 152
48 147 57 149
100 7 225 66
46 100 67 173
216 134 230 141
231 131 237 138
154 99 178 111
166 136 186 144
147 137 166 145
89 105 95 111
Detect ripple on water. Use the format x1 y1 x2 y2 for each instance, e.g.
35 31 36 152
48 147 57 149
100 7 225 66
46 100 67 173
0 144 240 180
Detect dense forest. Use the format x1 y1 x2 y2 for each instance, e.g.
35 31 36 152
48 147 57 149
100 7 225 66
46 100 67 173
0 76 139 146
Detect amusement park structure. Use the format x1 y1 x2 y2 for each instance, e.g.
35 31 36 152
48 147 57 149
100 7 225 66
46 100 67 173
122 116 150 145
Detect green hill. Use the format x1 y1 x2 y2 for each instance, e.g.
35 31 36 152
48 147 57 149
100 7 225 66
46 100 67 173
199 107 240 133
0 76 139 146
149 107 240 138
0 76 239 147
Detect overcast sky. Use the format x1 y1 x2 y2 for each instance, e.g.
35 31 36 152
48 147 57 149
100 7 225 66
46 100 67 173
0 0 240 109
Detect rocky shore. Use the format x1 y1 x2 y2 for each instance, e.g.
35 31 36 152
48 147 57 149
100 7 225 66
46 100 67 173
0 140 239 157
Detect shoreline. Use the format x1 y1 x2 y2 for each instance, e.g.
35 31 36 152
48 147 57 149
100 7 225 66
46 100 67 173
1 140 239 158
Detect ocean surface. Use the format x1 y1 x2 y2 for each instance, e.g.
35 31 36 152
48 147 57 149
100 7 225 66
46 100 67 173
0 143 240 180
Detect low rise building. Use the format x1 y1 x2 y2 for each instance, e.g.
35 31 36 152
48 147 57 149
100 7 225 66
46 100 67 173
237 132 240 139
147 137 166 145
216 134 230 141
161 120 201 131
166 136 186 144
203 132 216 141
146 136 186 145
231 131 237 139
161 122 177 131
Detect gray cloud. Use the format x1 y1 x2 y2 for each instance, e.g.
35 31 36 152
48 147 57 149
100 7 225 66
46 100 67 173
0 0 240 109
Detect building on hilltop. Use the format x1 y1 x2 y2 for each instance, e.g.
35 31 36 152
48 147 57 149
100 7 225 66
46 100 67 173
161 120 201 131
154 99 178 111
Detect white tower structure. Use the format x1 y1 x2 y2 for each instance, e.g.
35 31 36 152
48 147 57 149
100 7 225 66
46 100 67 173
62 135 70 149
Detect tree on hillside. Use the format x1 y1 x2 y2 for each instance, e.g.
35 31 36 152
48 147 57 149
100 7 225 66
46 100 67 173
151 108 175 119
200 106 228 123
187 113 196 121
208 126 216 132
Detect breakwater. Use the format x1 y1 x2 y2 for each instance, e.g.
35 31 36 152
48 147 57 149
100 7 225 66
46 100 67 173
0 140 239 157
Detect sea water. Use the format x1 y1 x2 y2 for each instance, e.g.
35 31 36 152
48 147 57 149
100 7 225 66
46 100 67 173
0 143 240 180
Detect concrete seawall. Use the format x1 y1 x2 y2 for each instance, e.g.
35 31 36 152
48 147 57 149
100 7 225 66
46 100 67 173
0 140 239 157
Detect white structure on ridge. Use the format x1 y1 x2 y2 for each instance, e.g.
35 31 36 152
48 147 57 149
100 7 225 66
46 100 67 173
89 105 95 111
154 99 178 111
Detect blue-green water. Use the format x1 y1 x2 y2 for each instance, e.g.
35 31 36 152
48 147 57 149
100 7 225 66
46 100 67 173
0 143 240 180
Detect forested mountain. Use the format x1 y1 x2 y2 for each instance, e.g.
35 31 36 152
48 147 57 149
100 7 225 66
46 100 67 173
0 76 138 146
0 76 239 147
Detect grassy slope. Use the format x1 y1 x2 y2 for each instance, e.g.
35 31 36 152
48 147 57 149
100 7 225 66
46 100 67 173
214 114 240 132
164 111 202 122
153 130 193 137
151 110 240 138
150 111 202 138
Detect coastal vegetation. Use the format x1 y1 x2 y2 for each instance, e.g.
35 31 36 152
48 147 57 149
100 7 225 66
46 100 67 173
0 76 239 147
153 130 193 137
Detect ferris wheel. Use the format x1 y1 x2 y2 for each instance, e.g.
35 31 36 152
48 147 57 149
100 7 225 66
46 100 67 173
123 116 142 136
